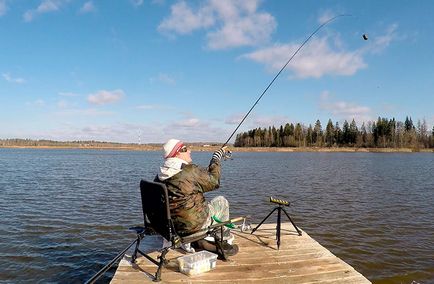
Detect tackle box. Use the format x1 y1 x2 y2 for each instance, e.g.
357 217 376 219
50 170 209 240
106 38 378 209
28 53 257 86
177 250 218 276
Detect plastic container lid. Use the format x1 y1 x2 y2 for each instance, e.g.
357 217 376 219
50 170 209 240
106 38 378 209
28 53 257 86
177 250 218 276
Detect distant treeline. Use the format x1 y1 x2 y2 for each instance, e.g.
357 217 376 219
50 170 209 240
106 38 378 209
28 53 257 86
234 117 434 149
0 139 131 147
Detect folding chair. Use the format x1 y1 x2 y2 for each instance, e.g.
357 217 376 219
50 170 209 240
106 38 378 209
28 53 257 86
130 180 238 282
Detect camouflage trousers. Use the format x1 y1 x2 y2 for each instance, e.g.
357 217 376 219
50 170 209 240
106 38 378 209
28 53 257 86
202 196 230 228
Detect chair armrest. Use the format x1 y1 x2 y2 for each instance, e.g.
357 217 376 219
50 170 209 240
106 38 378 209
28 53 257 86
129 226 145 234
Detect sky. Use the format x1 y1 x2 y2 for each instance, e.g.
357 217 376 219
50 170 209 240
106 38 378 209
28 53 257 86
1 0 433 143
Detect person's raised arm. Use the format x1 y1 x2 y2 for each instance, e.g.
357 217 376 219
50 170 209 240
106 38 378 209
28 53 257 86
210 146 227 165
193 147 227 192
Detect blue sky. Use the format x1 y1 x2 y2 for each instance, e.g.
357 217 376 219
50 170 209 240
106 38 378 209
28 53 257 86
1 0 433 143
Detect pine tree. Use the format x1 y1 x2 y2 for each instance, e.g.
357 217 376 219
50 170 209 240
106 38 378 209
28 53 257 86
307 124 313 146
349 119 358 145
335 122 342 146
272 126 278 147
389 118 396 148
405 116 414 132
342 120 350 145
294 123 303 147
278 125 284 147
325 119 335 147
313 119 323 146
360 122 368 147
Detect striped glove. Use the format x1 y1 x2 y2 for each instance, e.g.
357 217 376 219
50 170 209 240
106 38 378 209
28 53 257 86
211 147 226 162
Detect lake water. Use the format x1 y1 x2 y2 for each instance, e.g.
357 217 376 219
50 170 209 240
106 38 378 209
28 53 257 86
0 149 433 283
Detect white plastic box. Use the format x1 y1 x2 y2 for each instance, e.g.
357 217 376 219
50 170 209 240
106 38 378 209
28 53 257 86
177 250 218 276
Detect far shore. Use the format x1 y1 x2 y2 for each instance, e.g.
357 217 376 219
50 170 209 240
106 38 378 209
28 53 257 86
1 145 432 153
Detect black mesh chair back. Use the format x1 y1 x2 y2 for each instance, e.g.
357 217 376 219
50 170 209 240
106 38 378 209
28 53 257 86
139 179 174 242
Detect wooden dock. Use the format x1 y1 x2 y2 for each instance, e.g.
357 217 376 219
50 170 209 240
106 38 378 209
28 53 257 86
111 223 371 283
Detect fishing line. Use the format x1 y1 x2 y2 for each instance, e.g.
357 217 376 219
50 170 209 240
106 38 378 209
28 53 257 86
222 14 351 147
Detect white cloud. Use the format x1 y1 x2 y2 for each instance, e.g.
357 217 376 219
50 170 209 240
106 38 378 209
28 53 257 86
8 115 233 143
23 11 33 22
81 125 129 137
173 118 201 128
79 1 95 14
249 115 290 128
87 89 125 105
241 37 367 79
361 23 399 54
322 101 371 117
319 92 372 123
23 0 67 22
225 113 289 128
162 118 229 142
225 113 244 125
26 118 230 143
158 0 276 49
37 0 60 12
33 123 138 143
207 12 276 50
158 1 214 35
0 0 7 17
2 73 26 84
240 22 399 79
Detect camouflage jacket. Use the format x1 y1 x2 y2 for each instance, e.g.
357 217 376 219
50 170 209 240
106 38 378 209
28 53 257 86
156 160 221 236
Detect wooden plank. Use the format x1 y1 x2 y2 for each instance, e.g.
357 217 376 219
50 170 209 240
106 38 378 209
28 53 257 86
110 223 371 283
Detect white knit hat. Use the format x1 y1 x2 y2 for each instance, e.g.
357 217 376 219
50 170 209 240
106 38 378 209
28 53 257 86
163 139 184 159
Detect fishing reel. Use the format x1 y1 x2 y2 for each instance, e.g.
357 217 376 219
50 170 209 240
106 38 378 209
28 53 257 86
236 216 252 232
223 150 233 160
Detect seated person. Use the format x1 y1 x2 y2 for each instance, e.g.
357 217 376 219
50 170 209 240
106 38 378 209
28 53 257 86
156 139 237 255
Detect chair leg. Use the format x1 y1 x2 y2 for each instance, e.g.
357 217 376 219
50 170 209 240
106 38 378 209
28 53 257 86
212 228 227 261
214 239 227 261
153 248 169 282
131 234 142 263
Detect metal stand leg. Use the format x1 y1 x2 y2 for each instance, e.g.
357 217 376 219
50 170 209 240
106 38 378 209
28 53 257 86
251 205 302 249
276 206 281 249
282 207 302 236
251 207 278 234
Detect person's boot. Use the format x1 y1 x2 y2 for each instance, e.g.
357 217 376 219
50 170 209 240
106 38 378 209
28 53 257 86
220 241 239 256
193 239 239 256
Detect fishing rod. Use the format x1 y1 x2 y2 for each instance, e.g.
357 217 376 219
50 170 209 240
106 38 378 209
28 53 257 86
85 239 138 284
222 14 351 148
